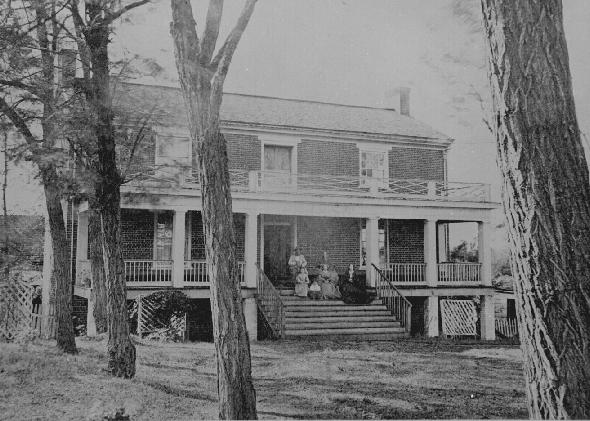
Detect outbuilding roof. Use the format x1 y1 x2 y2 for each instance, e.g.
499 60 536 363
114 81 451 142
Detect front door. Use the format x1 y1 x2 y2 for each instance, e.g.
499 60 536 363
264 224 292 283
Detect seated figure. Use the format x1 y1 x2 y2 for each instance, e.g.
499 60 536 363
308 279 322 300
319 264 341 299
294 268 309 297
340 264 372 305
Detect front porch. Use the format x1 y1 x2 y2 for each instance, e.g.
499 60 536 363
75 210 492 290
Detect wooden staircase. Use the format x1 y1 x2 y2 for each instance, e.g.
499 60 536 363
280 292 407 340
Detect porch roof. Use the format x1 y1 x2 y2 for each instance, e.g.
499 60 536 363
114 81 452 143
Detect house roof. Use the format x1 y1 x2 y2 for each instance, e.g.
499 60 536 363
0 215 44 267
113 81 451 143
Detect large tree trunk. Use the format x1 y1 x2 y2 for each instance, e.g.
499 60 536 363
86 5 135 378
199 127 257 420
89 210 107 333
43 180 77 354
170 1 258 417
481 1 590 418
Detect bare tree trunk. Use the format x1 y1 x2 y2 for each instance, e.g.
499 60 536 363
86 5 135 377
43 180 77 354
89 210 107 333
2 131 8 281
481 1 590 418
170 1 258 417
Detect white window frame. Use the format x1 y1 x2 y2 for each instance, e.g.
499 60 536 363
357 143 390 188
259 134 301 174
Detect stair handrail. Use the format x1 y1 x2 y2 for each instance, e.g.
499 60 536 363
255 264 285 338
372 263 412 334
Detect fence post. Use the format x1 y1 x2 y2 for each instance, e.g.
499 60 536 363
137 295 143 338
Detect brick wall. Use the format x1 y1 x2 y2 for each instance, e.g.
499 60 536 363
296 216 361 273
297 140 359 176
388 147 444 181
190 211 245 261
226 133 261 172
387 220 424 263
121 209 154 259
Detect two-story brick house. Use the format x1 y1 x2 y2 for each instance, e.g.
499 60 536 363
72 82 497 341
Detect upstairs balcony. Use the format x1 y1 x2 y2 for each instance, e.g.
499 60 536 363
128 167 491 203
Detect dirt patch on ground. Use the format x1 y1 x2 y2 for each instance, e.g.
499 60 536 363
0 337 527 420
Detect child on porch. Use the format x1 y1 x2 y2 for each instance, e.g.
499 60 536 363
295 268 310 297
308 278 322 300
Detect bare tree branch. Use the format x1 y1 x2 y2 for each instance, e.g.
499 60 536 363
0 96 39 146
104 0 151 25
210 0 256 101
199 0 223 63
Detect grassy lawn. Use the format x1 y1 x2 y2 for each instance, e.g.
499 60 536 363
0 336 527 420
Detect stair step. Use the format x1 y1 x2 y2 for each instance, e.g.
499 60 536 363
285 326 406 336
281 296 382 305
285 333 408 341
285 315 396 324
285 310 392 318
285 304 388 312
286 320 400 330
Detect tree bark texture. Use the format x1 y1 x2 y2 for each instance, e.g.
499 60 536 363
43 180 77 354
89 210 108 334
170 1 258 418
86 5 135 378
481 1 590 418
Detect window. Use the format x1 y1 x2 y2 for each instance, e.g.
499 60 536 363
154 212 173 262
155 135 190 163
360 150 387 186
263 145 293 188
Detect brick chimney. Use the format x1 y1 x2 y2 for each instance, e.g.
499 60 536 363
59 49 77 87
399 87 410 117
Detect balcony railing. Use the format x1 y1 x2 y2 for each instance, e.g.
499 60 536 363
184 260 245 286
178 169 491 202
124 259 245 287
125 260 173 287
381 263 426 285
437 263 481 285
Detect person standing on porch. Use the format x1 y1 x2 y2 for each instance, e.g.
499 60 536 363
288 246 307 281
295 268 310 298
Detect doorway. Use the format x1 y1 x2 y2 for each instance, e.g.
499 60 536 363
263 224 292 284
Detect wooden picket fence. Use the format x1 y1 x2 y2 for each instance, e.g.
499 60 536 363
495 318 518 338
31 304 56 339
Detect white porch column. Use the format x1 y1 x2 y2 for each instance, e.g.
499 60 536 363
243 297 257 342
480 295 496 340
172 209 187 288
426 295 439 337
424 219 438 287
244 212 258 288
366 216 379 287
41 213 53 338
478 221 492 286
86 292 97 337
76 211 89 286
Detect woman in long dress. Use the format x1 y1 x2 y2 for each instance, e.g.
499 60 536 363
319 264 341 299
288 246 307 281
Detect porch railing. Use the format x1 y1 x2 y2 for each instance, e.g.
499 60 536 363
255 263 284 338
178 169 491 202
373 263 412 334
381 263 426 285
437 263 481 285
184 260 245 285
125 260 173 287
